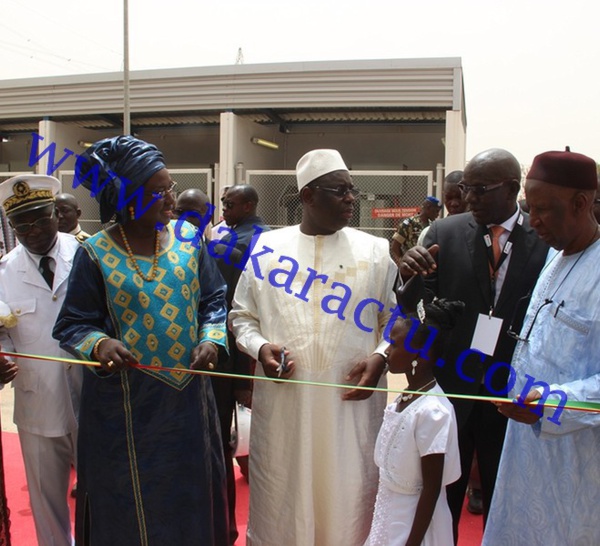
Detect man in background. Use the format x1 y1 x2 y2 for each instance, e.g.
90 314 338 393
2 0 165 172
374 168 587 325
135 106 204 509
174 184 267 545
218 184 268 251
417 171 466 246
391 195 441 263
418 169 482 515
174 188 213 240
211 185 231 241
442 170 467 216
55 193 90 242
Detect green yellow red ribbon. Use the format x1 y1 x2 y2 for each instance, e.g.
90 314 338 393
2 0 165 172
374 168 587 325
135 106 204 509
2 349 600 414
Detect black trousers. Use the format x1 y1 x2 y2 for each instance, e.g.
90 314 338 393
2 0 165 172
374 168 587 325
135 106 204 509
446 393 508 544
211 376 238 546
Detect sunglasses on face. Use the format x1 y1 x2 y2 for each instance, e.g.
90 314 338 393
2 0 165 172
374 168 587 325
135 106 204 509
312 185 360 198
222 199 246 210
457 181 508 196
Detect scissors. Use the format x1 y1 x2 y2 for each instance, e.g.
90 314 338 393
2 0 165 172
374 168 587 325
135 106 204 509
276 346 287 378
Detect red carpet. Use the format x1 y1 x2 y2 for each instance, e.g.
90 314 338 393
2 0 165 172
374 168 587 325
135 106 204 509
3 430 65 546
2 430 249 546
2 430 480 545
458 497 484 546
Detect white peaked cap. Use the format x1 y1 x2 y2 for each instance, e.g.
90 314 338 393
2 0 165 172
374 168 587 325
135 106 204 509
296 149 348 191
0 174 61 216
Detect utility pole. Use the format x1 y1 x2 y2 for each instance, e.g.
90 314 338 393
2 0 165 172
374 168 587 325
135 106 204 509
123 0 131 135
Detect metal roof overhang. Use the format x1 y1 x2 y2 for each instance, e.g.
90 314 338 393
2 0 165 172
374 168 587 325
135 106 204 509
0 58 464 134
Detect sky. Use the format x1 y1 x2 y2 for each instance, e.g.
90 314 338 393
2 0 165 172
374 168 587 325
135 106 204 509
2 0 599 167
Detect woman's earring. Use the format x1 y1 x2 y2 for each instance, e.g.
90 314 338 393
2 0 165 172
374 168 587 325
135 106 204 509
129 206 135 221
411 359 418 376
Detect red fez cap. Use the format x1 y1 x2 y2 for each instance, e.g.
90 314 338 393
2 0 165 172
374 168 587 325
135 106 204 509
527 147 597 190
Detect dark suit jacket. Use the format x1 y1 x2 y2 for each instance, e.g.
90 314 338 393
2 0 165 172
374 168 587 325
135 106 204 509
217 215 269 254
214 215 270 389
423 211 548 427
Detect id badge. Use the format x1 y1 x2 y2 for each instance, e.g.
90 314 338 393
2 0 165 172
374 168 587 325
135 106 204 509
471 314 503 356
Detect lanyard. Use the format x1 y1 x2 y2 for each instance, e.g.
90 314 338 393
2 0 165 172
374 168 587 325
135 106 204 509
483 213 522 312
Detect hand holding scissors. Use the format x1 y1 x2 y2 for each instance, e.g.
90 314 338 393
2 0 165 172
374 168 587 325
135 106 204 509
276 347 288 378
258 343 295 380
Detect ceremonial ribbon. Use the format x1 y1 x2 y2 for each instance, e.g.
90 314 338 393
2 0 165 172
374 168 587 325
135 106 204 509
2 350 600 414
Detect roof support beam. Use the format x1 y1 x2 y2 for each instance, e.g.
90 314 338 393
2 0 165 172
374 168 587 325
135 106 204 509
263 109 291 134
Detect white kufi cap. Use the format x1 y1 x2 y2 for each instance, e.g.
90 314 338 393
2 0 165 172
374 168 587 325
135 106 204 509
296 149 348 191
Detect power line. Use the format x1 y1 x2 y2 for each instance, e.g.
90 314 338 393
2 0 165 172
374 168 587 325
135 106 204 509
5 0 123 58
1 39 115 73
2 42 80 72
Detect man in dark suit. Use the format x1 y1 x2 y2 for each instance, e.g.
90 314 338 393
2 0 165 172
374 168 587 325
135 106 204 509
174 185 269 545
400 148 548 543
217 184 268 250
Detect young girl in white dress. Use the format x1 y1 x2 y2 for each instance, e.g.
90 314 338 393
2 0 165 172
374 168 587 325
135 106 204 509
365 298 463 546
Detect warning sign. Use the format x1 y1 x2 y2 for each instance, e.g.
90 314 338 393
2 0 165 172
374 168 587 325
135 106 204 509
371 207 419 219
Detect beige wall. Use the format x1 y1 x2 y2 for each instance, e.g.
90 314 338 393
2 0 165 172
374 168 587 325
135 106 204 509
0 133 37 172
37 120 114 180
444 110 467 174
219 113 284 189
284 124 446 172
139 126 220 168
5 118 455 191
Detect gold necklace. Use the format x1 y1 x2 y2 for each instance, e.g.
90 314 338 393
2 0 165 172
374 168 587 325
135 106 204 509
118 224 161 282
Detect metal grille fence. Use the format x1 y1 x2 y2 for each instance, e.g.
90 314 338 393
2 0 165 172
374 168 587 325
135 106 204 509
58 169 212 235
246 170 433 241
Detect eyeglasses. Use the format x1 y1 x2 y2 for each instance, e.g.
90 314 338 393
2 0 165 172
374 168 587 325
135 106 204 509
458 180 510 196
222 200 241 210
147 181 177 199
312 185 360 198
506 293 563 342
11 213 55 235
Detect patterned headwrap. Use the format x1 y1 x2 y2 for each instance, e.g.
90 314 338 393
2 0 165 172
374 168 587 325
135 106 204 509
75 135 166 223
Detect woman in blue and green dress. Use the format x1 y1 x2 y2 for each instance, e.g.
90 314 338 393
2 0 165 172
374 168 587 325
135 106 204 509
53 136 229 545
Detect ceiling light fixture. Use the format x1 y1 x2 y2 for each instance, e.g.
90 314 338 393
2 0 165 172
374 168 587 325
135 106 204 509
251 137 279 150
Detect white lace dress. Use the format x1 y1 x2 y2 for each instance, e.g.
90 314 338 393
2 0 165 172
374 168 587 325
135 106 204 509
364 384 460 546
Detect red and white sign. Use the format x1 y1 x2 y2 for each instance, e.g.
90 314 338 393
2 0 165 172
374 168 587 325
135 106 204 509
371 207 419 219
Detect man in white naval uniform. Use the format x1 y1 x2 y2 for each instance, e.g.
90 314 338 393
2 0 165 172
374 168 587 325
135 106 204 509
0 174 81 546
